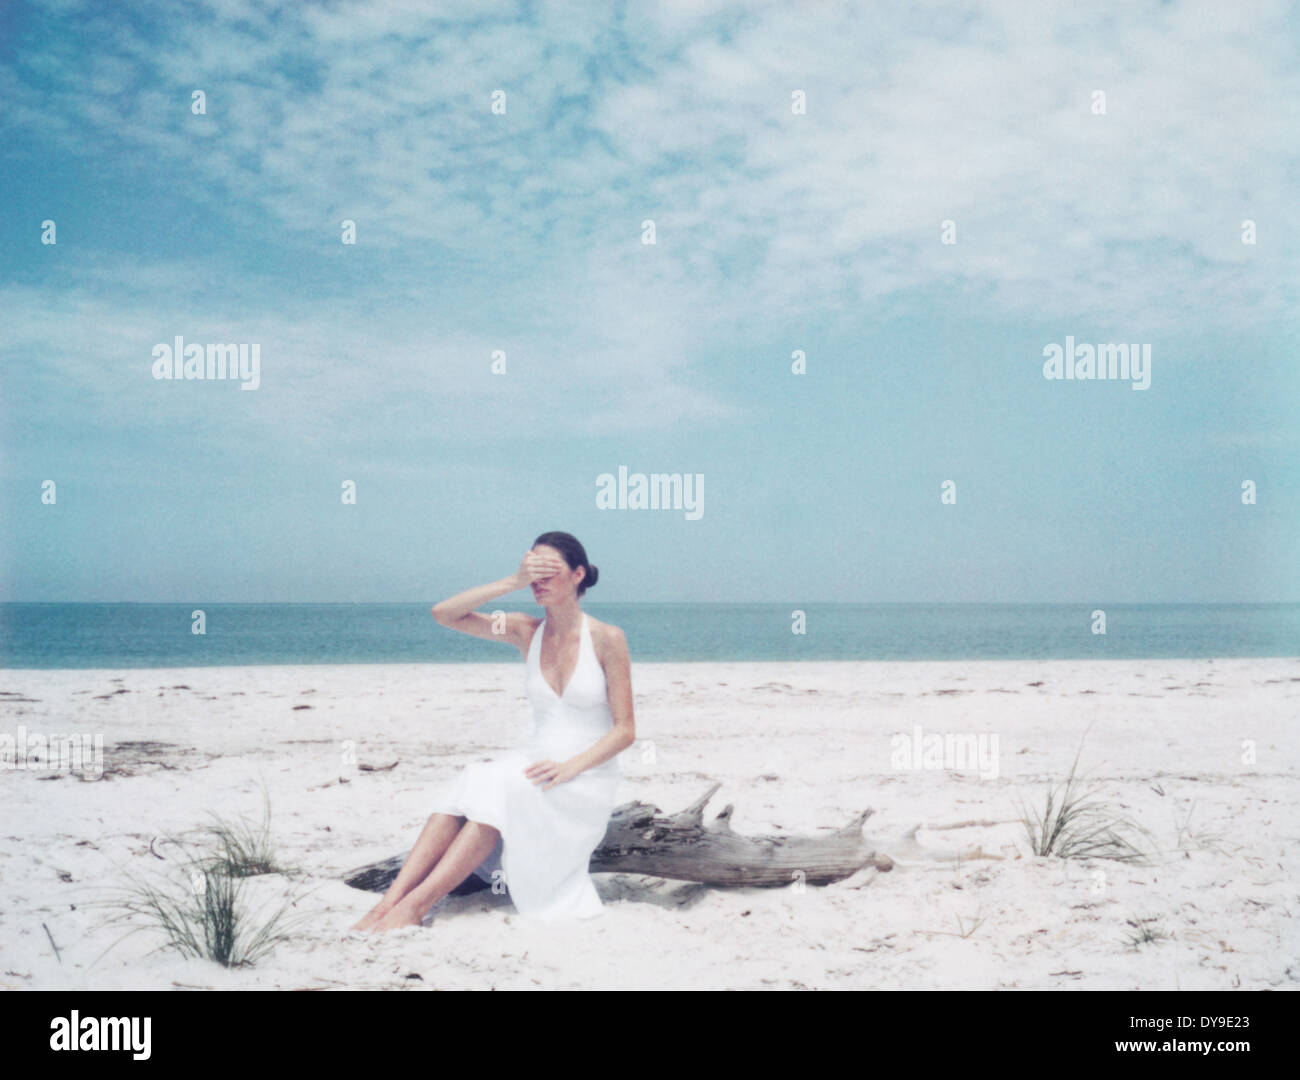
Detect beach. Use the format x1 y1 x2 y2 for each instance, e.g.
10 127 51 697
2 656 1297 990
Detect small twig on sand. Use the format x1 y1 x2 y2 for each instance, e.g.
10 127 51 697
912 905 985 940
919 819 1020 831
42 923 62 964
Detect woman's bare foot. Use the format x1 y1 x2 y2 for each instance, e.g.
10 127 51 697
371 902 424 932
351 900 395 932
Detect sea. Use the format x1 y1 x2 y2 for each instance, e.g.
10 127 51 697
1 603 1297 669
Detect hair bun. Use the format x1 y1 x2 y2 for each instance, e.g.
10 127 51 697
585 564 599 589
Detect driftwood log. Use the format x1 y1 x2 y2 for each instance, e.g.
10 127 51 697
344 782 892 896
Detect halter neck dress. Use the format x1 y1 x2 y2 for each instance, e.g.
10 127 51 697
426 612 625 920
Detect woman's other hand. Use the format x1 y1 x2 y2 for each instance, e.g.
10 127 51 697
524 758 581 790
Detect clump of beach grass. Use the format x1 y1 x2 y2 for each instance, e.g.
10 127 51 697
203 787 284 877
91 791 316 968
1171 800 1235 857
1016 735 1156 863
1121 915 1169 949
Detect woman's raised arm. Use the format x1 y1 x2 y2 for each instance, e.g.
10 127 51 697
431 551 566 654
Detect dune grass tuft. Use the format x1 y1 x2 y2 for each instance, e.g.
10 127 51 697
92 792 316 968
203 787 283 877
1121 915 1169 949
1171 800 1235 857
1017 736 1156 863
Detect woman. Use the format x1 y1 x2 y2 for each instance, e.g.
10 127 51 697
351 531 635 930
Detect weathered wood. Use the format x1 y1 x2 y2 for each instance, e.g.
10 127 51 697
343 782 891 895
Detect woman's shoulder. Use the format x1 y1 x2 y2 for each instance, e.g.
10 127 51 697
586 614 627 653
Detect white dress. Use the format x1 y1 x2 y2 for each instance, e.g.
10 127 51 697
426 612 624 921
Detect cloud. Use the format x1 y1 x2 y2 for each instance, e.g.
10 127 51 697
4 0 1297 443
0 247 740 455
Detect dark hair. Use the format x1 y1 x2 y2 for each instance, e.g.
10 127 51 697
532 531 598 597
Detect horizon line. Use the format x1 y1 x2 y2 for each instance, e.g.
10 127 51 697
1 600 1297 607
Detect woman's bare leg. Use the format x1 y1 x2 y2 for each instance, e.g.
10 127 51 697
350 811 466 931
371 820 501 931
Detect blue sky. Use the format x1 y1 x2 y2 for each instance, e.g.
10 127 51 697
1 0 1297 603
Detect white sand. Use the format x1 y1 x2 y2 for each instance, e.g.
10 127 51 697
2 657 1297 990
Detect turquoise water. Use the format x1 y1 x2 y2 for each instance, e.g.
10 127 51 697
1 603 1297 669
